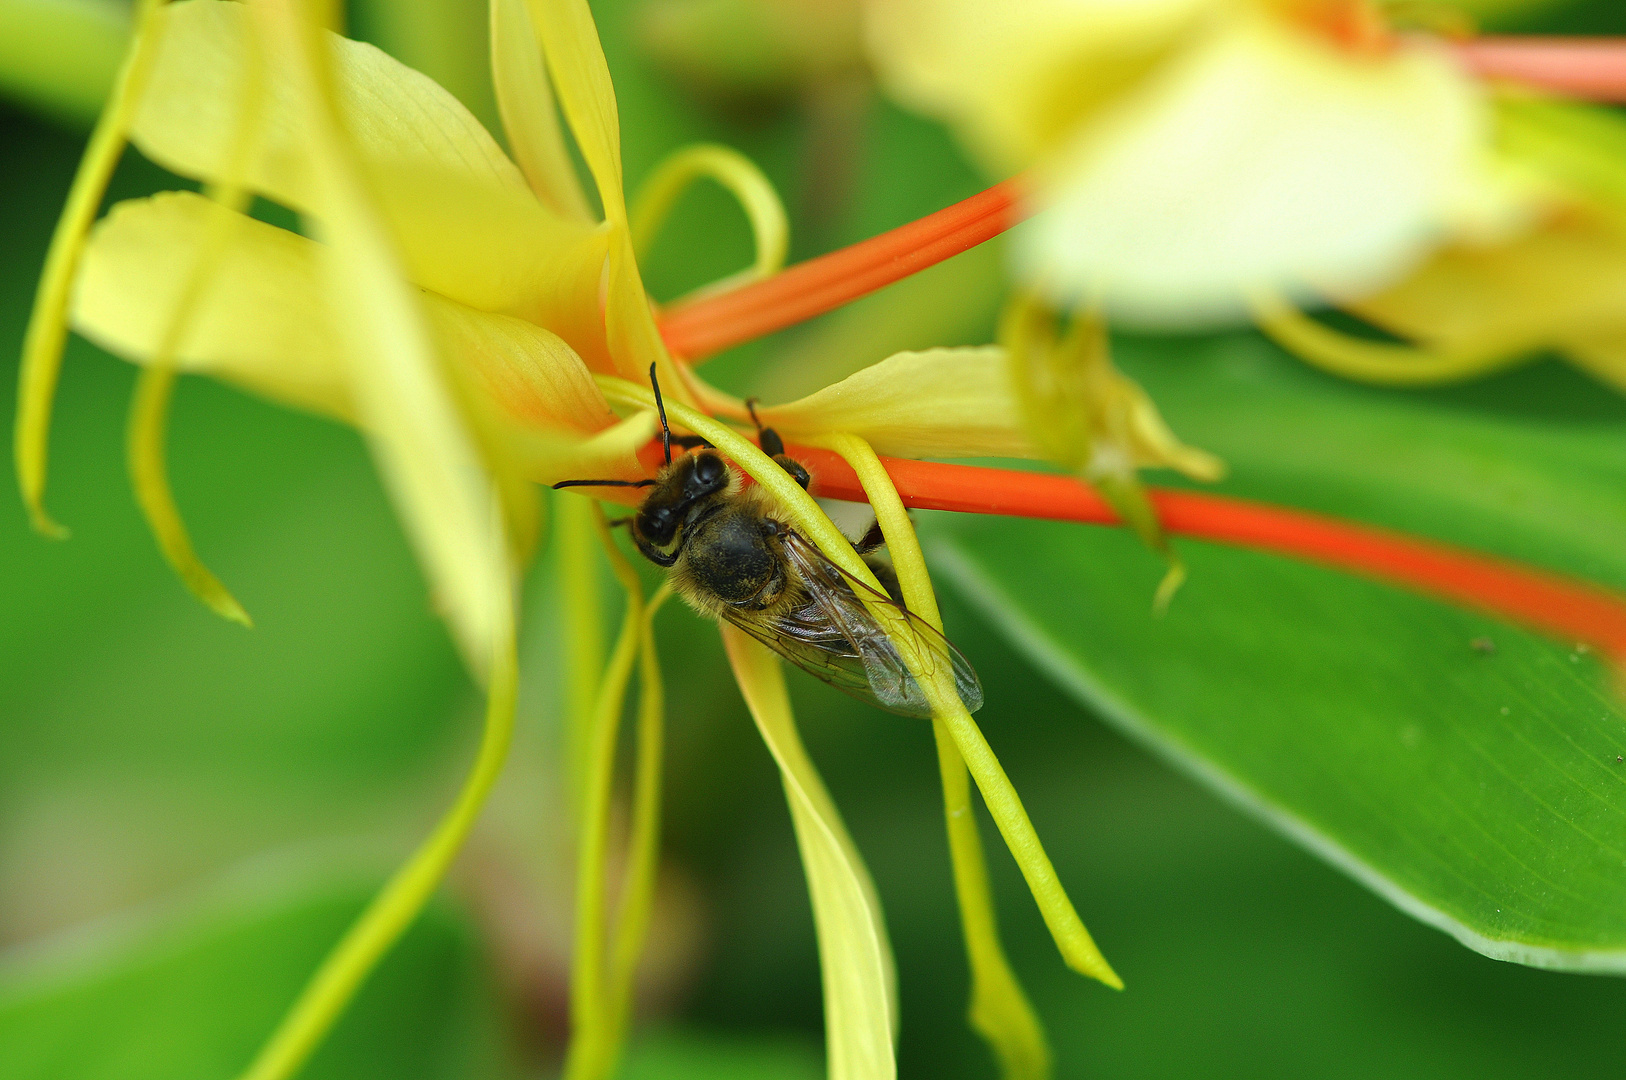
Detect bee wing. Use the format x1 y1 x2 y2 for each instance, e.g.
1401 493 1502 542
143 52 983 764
718 602 886 707
769 529 984 717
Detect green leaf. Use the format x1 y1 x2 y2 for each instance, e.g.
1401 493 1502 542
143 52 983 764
925 333 1626 971
0 867 508 1080
620 1029 824 1080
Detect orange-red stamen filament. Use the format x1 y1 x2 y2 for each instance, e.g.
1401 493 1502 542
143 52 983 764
657 178 1027 361
1452 37 1626 102
793 447 1626 660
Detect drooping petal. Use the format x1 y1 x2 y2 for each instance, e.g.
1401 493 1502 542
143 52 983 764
133 0 602 322
1014 13 1507 327
491 0 594 221
259 0 515 679
723 625 898 1080
758 346 1041 460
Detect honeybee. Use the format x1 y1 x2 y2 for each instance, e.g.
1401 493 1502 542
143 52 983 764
555 366 983 717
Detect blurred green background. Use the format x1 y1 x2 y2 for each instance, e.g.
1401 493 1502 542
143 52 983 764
8 0 1626 1078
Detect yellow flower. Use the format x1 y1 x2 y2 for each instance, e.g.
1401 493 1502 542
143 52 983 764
19 4 1122 1080
1253 95 1626 393
864 0 1517 327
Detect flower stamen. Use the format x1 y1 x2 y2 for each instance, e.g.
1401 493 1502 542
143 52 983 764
658 178 1027 360
795 448 1626 663
1454 36 1626 102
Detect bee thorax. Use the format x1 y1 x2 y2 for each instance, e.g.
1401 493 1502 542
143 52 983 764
678 507 786 610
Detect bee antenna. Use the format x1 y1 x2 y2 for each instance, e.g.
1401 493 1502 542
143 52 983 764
552 479 658 490
744 396 764 434
649 362 672 466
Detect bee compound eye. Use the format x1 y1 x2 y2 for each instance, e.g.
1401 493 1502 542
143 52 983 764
694 452 726 486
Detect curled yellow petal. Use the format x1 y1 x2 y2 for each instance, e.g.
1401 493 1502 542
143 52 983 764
631 142 789 290
759 347 1041 460
230 8 520 1080
1251 288 1526 386
723 624 898 1080
257 0 513 678
491 0 594 220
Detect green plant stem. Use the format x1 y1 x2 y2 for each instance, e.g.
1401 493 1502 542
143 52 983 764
559 492 607 812
604 582 672 1065
563 504 660 1080
236 636 520 1080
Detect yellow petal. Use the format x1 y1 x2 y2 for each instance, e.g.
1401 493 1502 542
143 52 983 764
491 0 594 221
1349 211 1626 360
759 346 1040 460
1564 328 1626 394
532 0 626 224
137 1 523 201
252 0 514 679
722 625 898 1080
74 191 353 421
864 0 1210 172
1016 14 1504 327
134 0 601 321
75 191 637 482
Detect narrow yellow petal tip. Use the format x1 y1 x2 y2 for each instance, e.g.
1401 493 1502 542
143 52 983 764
1152 560 1187 616
1060 924 1123 990
214 594 253 628
25 503 70 540
1092 965 1126 992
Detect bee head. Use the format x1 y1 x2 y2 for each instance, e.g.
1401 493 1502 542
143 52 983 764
635 449 733 548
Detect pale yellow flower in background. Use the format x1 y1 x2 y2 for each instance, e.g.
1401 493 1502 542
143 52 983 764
865 0 1520 327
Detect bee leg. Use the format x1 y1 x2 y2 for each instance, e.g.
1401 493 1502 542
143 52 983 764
746 398 810 489
864 553 905 606
772 453 811 490
852 518 886 554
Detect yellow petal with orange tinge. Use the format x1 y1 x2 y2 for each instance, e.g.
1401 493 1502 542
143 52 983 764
758 346 1042 460
492 0 594 221
74 192 631 474
133 0 601 322
1014 14 1505 327
723 626 898 1080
